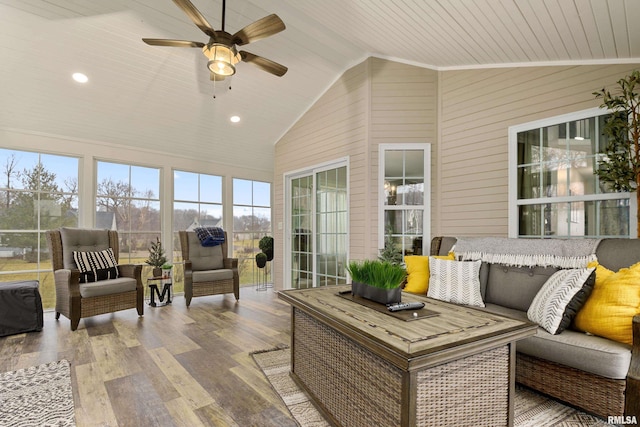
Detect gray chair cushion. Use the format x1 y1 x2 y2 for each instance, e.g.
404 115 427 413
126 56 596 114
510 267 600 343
193 269 233 283
485 263 559 311
188 236 224 271
79 277 137 298
482 303 632 380
60 227 110 270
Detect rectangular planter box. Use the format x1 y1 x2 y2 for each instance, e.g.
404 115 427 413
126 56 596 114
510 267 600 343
351 281 401 305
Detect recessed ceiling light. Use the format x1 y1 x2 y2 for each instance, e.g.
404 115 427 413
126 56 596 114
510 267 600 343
72 72 88 83
230 115 240 123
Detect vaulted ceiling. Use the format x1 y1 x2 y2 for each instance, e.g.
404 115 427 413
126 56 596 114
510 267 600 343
1 0 639 172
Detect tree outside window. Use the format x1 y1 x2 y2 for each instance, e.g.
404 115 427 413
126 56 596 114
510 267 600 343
96 161 161 283
0 149 79 308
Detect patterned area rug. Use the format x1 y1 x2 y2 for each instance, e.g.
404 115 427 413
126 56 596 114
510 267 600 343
252 347 611 427
0 360 76 427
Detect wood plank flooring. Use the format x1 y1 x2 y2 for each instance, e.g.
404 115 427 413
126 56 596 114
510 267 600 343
0 287 298 427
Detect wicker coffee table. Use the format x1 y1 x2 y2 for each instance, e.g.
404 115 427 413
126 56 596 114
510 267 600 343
278 285 537 427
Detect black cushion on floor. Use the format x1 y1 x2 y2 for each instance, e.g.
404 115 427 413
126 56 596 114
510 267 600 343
0 280 43 337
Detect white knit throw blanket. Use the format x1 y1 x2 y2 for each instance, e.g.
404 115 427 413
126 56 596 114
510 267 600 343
453 237 600 269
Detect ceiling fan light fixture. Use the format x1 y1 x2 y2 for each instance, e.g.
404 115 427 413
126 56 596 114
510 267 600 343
205 44 237 76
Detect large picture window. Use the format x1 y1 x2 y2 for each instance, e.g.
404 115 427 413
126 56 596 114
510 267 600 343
173 170 222 292
509 108 632 238
0 149 79 309
96 161 161 272
232 178 271 286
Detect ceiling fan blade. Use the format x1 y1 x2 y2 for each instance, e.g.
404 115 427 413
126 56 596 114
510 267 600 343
232 14 285 46
142 38 205 48
172 0 217 39
239 51 287 77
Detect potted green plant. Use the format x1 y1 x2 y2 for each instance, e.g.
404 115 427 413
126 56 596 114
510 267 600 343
161 263 172 279
259 236 274 261
346 259 406 304
145 237 167 277
255 252 267 268
594 70 640 237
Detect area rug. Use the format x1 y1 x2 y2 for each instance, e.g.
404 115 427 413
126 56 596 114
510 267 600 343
0 360 76 427
252 347 611 427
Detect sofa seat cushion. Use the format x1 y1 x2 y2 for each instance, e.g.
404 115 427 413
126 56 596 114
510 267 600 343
482 303 631 380
79 277 136 298
193 269 233 283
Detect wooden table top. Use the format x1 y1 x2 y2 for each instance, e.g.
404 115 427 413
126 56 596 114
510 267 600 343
279 285 537 370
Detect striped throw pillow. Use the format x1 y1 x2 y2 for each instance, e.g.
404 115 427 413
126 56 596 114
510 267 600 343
427 258 484 307
527 267 595 335
73 248 119 283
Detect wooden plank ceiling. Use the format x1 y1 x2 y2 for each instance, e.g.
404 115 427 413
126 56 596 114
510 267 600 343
0 0 639 172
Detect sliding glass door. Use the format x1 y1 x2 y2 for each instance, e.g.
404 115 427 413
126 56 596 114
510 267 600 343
287 162 348 289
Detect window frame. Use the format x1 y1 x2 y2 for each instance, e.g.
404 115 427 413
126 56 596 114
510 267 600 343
508 107 636 238
378 143 431 258
232 178 272 286
0 149 80 309
95 160 162 264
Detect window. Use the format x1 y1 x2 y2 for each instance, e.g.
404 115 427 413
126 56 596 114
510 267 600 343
96 161 161 274
174 170 223 291
509 108 632 238
232 178 271 286
0 149 79 309
379 144 431 259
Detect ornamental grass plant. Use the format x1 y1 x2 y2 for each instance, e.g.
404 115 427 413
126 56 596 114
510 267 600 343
346 259 406 289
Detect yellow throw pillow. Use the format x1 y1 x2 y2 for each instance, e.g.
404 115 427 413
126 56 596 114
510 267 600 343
404 253 455 295
573 262 640 345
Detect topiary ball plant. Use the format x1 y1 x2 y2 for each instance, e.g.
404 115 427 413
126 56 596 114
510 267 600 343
255 252 267 268
259 236 274 261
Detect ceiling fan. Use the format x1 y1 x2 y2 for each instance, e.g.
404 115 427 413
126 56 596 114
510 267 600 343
143 0 287 81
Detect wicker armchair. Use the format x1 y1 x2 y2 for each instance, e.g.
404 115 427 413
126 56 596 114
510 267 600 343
179 231 239 306
46 228 143 331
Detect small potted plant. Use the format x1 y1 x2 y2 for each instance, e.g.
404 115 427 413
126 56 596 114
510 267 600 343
346 259 406 304
255 252 267 268
161 263 173 279
145 237 167 277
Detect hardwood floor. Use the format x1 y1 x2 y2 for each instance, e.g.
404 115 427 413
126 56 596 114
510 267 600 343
0 287 298 427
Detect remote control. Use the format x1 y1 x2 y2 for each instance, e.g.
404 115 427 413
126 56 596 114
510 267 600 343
387 302 425 312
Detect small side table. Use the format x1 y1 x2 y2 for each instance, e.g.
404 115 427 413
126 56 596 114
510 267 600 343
147 277 172 307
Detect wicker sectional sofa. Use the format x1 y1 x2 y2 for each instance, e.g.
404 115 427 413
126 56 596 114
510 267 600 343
429 236 639 420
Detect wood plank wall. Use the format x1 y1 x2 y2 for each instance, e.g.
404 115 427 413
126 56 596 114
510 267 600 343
273 58 438 289
274 59 640 290
438 64 640 236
